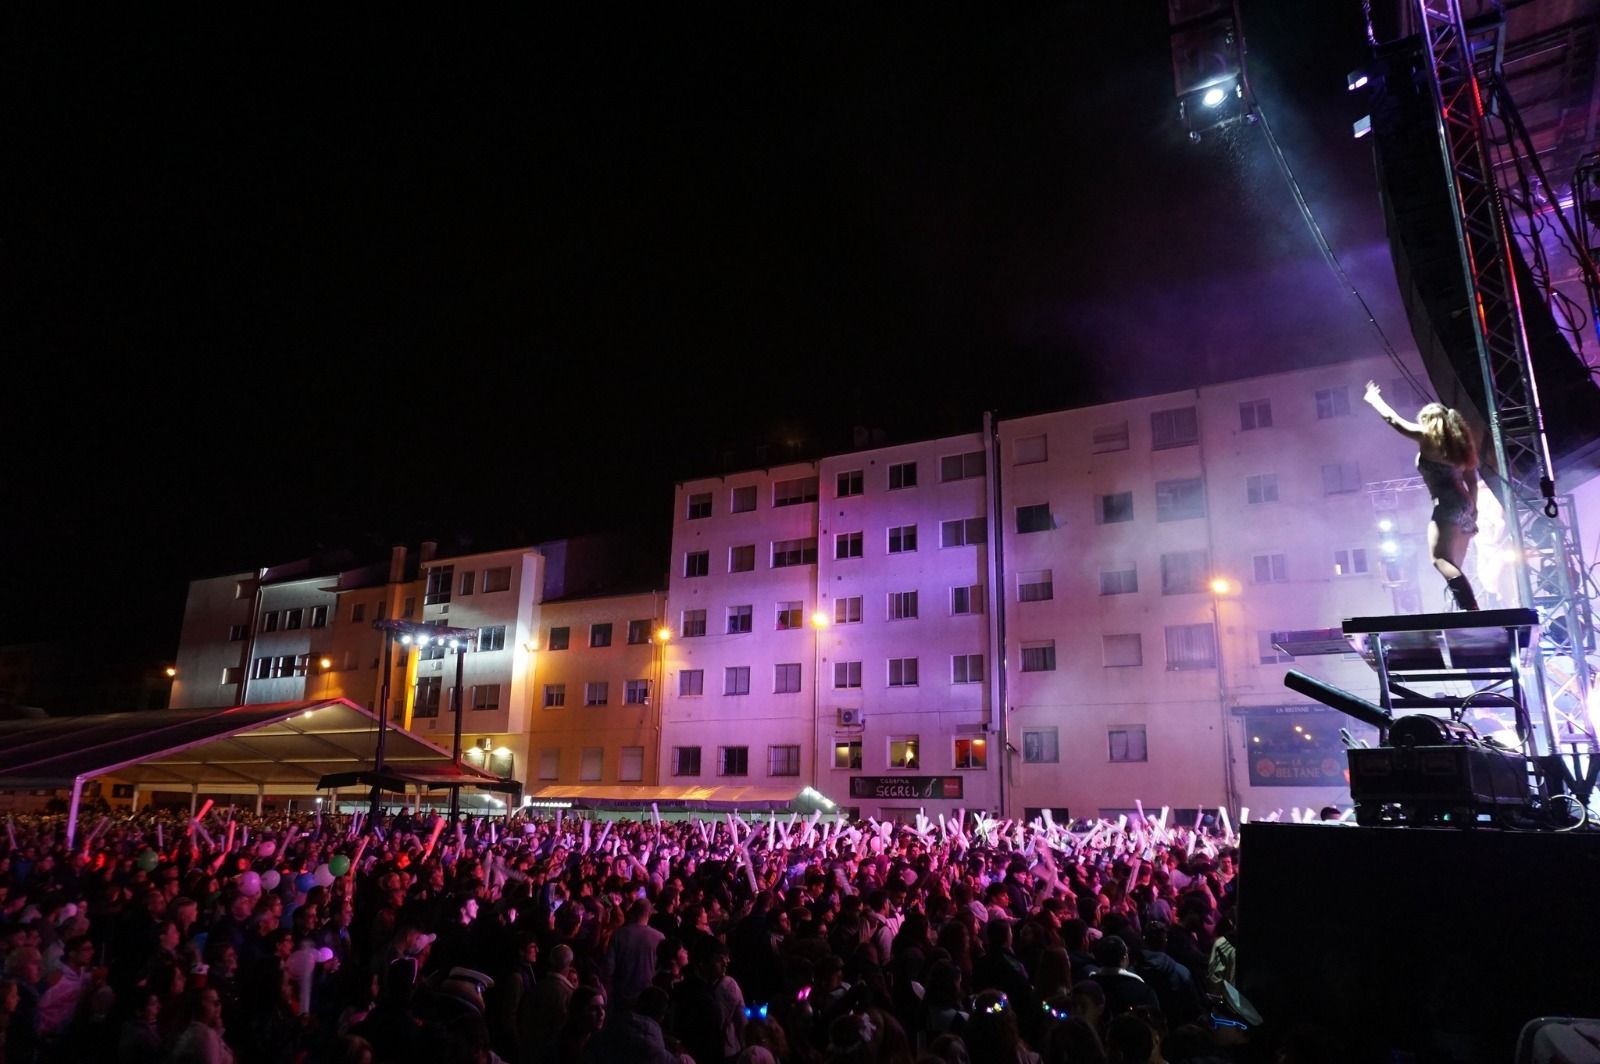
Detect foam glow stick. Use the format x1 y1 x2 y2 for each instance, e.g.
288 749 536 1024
582 819 592 853
651 803 661 835
1220 808 1233 840
1240 807 1250 825
595 820 613 851
1135 799 1147 827
224 821 236 854
7 816 17 850
195 799 215 823
155 823 163 851
423 817 447 860
241 827 249 849
1193 808 1204 831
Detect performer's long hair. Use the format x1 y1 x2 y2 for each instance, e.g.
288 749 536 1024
1418 403 1478 469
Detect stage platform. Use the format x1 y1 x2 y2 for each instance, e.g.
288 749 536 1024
1237 821 1600 1063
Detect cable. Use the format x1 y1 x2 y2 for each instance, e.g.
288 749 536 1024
1252 101 1435 402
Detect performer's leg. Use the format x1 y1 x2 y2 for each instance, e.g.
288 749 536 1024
1432 523 1478 609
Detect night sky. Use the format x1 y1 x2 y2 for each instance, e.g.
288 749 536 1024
5 4 1400 671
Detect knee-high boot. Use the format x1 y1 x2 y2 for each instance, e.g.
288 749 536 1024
1446 575 1478 611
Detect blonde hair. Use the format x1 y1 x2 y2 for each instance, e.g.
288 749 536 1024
1418 403 1478 469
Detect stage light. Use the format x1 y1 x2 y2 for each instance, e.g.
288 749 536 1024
1201 86 1228 107
1381 539 1399 555
1378 518 1393 532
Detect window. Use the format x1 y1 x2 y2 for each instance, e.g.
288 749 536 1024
1239 398 1272 430
414 676 442 718
768 745 801 776
940 517 987 547
222 666 244 685
1334 548 1370 576
834 596 863 624
229 624 249 641
459 571 476 596
772 538 818 567
729 544 756 572
888 657 919 687
1161 550 1209 594
402 597 415 618
684 551 710 578
1252 552 1289 584
424 565 454 606
1103 633 1143 667
888 737 921 769
1023 728 1059 764
544 684 566 708
1092 421 1130 453
940 451 985 481
834 661 863 689
481 566 511 593
309 606 327 629
724 667 751 695
836 469 864 497
1151 406 1199 449
1109 726 1149 763
619 746 644 782
672 746 702 776
1165 623 1217 669
1258 632 1295 664
1096 491 1134 524
548 626 570 650
580 747 603 782
773 476 819 507
294 653 311 677
283 608 303 631
1247 473 1279 504
420 625 447 661
687 492 713 519
1322 461 1362 495
888 461 918 490
538 749 560 781
1021 641 1057 672
731 485 757 513
719 746 749 776
950 584 983 615
679 669 704 696
1016 504 1053 534
584 681 609 706
1315 386 1351 419
952 653 984 683
351 603 366 624
834 740 863 769
262 611 279 633
1018 569 1054 602
625 679 651 704
272 655 294 678
477 625 507 651
1015 434 1048 465
772 601 801 630
627 619 651 645
774 663 802 693
471 684 501 711
590 623 613 648
681 610 706 638
727 605 753 634
251 657 271 680
887 590 919 620
1100 566 1138 595
1156 478 1206 521
953 737 988 769
887 524 918 554
835 531 863 559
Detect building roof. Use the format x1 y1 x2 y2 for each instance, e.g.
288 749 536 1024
0 699 506 793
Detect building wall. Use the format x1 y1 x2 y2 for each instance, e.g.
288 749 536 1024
241 576 339 706
170 572 257 709
525 590 665 787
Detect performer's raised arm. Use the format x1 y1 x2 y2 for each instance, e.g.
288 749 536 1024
1363 381 1424 442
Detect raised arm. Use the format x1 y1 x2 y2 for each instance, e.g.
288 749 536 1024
1363 381 1424 442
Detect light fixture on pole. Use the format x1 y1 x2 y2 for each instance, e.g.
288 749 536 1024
1209 577 1241 817
810 609 829 787
371 619 477 821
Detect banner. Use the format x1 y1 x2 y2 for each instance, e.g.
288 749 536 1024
848 776 964 801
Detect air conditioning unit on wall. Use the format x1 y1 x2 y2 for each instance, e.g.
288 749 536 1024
838 708 864 727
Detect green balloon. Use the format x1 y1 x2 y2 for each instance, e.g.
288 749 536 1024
135 848 159 872
328 854 350 877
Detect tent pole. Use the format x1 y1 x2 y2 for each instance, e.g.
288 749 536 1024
255 786 264 816
65 777 85 850
189 786 199 816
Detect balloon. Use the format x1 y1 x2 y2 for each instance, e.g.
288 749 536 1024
237 871 261 897
260 870 281 891
295 872 316 893
313 864 335 888
256 840 277 858
328 854 350 877
135 849 159 872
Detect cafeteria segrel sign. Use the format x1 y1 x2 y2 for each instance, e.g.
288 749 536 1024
849 776 964 800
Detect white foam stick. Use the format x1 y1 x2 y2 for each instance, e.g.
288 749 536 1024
1158 806 1170 834
1116 814 1128 835
155 823 163 851
1339 807 1357 823
651 803 661 835
555 809 562 834
424 817 447 860
1135 799 1148 827
804 810 822 846
1186 831 1198 856
283 825 299 855
1220 808 1233 840
225 805 234 827
488 822 497 846
1240 807 1250 825
455 820 466 852
582 819 593 853
5 816 15 850
1194 808 1204 831
241 827 249 849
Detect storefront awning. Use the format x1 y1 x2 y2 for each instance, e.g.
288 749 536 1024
525 783 815 812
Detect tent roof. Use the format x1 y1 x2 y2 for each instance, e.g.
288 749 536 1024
526 783 805 811
0 699 506 793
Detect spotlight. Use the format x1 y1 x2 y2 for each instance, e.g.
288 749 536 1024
1201 86 1228 107
1381 539 1399 555
1377 518 1394 532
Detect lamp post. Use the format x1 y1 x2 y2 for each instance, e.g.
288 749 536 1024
371 619 477 821
1209 578 1241 818
651 624 671 783
810 609 829 788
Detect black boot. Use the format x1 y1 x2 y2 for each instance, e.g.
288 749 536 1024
1446 575 1479 611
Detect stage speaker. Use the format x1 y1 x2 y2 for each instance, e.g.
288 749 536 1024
1237 822 1600 1063
1367 40 1600 484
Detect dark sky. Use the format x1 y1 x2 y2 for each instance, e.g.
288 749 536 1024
5 3 1401 666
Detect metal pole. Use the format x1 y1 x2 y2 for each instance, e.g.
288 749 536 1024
65 777 84 850
450 642 466 822
255 785 264 816
372 629 395 820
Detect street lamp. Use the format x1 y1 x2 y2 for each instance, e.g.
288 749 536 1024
371 619 477 821
810 610 829 787
650 624 671 784
1208 577 1241 817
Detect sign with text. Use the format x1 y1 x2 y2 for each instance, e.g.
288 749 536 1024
849 776 964 801
1234 705 1353 788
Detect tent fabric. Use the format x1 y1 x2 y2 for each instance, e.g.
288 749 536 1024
525 783 803 811
0 699 505 793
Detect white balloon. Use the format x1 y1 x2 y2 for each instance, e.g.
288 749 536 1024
313 864 335 888
260 870 281 891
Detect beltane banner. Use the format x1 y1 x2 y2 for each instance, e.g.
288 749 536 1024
848 776 964 800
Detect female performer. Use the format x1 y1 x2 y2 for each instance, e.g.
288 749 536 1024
1363 381 1481 610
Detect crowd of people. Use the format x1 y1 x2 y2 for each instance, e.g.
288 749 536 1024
0 801 1338 1064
